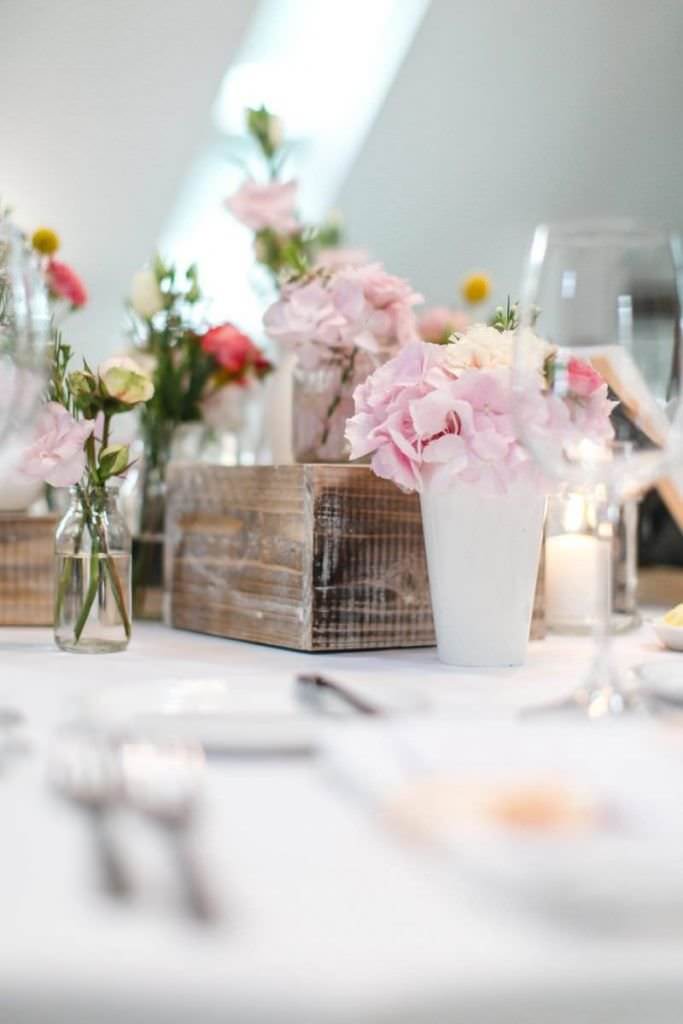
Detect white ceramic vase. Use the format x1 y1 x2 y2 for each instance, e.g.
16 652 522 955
420 481 546 667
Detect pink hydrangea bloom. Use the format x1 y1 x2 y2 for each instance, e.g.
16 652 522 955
418 306 470 344
20 402 94 487
225 180 299 235
263 262 422 369
345 338 615 495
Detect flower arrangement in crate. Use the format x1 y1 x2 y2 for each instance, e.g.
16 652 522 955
19 335 155 652
225 106 424 461
263 262 423 461
345 300 615 667
127 256 272 617
129 256 272 472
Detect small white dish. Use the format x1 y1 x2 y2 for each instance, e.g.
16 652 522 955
652 618 683 652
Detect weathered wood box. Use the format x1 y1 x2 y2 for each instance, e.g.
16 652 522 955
0 514 57 626
165 463 436 652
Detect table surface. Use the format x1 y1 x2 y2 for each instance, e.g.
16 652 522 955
3 618 683 1024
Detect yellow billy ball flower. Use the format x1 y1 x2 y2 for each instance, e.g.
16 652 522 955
461 272 491 305
31 227 60 255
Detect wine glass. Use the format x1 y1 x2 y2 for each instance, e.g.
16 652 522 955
0 218 50 475
513 219 683 717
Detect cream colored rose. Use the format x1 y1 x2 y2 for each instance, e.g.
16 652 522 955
99 356 154 405
131 269 165 319
267 114 284 151
443 324 551 375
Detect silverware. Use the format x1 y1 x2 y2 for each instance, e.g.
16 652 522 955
296 673 386 716
119 740 218 923
0 706 30 760
49 727 132 899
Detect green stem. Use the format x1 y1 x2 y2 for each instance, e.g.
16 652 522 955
76 483 132 641
53 556 72 627
320 348 358 447
100 535 131 639
73 537 100 642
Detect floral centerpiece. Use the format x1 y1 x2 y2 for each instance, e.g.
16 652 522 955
19 335 154 652
346 301 614 666
127 256 272 617
263 261 423 461
0 218 88 513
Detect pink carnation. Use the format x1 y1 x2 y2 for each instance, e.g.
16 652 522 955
20 402 94 487
567 356 603 397
225 180 299 235
46 259 87 308
263 262 422 369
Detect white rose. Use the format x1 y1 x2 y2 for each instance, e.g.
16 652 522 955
131 269 164 319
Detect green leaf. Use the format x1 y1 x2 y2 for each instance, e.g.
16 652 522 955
98 443 129 480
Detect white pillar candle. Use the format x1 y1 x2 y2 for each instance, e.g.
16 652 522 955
545 533 608 628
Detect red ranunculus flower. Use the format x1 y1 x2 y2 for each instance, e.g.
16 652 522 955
201 323 270 379
46 259 88 308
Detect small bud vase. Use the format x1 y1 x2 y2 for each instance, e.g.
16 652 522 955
292 349 375 463
419 480 545 666
54 483 132 653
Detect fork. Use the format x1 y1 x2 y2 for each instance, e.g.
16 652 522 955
49 727 132 899
119 740 218 923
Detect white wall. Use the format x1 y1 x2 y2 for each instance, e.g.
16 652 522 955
4 0 683 361
0 0 255 363
337 0 683 312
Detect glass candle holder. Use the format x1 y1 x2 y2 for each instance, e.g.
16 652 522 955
544 488 639 635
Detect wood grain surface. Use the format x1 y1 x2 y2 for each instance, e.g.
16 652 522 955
0 515 56 626
166 463 435 651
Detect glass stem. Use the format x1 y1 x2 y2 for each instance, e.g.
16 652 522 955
583 494 625 712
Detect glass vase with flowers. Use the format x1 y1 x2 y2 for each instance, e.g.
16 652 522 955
18 336 155 652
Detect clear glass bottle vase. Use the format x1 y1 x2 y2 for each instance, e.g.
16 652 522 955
292 348 375 463
54 483 132 653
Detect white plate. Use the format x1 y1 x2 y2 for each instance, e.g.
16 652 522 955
76 678 318 755
652 618 683 652
325 718 683 924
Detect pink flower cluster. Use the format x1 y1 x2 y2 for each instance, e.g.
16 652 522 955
225 180 299 235
345 337 615 495
263 263 423 370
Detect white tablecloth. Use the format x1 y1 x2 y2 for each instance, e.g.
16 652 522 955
3 620 683 1024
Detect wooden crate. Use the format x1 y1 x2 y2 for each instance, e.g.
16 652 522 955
165 463 436 652
0 514 56 626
